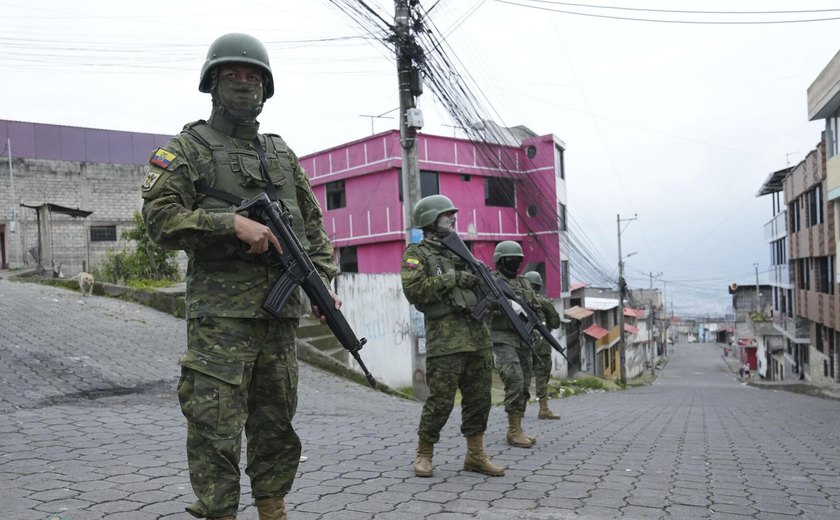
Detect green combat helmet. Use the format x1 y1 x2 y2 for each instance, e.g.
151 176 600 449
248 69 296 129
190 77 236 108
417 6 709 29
413 195 458 229
199 33 275 99
524 271 543 289
493 240 524 264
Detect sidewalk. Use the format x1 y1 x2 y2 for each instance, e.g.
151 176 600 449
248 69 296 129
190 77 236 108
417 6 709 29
717 342 840 401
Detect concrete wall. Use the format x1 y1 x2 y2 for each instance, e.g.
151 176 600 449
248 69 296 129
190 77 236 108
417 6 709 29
335 273 416 389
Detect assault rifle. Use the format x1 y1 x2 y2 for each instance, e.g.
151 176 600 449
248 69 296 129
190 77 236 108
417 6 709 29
495 279 569 362
238 192 377 388
440 232 542 363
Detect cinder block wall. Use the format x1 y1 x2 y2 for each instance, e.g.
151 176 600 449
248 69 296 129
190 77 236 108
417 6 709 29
3 156 186 277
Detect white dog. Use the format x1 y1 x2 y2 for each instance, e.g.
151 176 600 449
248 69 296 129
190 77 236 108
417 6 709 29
77 272 95 296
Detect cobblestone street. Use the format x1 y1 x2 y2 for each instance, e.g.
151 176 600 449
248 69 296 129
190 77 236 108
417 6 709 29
2 277 840 519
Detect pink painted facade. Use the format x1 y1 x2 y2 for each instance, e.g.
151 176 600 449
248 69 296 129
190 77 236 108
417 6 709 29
300 129 569 297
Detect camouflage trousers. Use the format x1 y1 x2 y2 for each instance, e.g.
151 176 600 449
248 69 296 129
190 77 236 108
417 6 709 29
179 317 301 519
492 341 533 415
532 339 552 399
418 349 493 444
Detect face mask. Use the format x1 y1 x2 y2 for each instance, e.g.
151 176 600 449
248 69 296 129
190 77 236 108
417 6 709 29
497 257 522 277
216 74 264 120
434 214 456 236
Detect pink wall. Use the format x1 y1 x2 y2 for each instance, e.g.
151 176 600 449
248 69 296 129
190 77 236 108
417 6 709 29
301 130 567 297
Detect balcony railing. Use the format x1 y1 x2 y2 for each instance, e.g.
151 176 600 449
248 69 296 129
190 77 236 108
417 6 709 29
764 210 787 242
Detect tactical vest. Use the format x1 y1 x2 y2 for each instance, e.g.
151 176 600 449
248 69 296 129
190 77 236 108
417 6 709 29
491 275 529 332
183 121 310 254
416 241 479 319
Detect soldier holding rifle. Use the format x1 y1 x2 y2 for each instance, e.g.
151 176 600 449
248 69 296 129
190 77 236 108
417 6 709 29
141 33 340 520
400 194 505 478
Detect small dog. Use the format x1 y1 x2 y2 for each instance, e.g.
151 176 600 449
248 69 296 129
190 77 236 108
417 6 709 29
77 272 95 296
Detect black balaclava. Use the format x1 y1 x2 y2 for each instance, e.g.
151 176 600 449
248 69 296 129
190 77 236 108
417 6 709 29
497 257 523 278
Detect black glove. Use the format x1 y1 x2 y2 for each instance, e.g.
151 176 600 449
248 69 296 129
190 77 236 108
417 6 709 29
456 271 480 289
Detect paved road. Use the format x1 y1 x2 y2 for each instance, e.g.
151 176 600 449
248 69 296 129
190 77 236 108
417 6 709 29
2 277 840 519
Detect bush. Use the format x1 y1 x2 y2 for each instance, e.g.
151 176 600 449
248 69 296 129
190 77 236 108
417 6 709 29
95 212 180 285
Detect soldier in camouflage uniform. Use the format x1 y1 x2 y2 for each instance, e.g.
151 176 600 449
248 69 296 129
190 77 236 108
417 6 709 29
524 271 563 420
401 194 504 478
141 33 337 520
490 241 541 448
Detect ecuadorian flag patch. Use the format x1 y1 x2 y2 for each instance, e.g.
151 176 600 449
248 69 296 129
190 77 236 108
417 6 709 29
403 258 420 270
150 148 176 169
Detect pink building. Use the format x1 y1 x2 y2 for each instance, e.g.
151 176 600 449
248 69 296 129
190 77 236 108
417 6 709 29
300 128 569 298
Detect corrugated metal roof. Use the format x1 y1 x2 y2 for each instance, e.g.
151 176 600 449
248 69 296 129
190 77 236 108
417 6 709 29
623 307 645 318
583 324 609 339
756 167 792 197
564 305 593 320
624 324 639 335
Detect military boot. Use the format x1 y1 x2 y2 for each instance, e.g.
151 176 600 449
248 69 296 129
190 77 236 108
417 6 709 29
464 434 505 476
538 397 561 420
414 439 434 477
255 496 287 520
506 412 533 448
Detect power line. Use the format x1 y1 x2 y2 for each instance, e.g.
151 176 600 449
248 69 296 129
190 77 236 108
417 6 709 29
506 0 840 16
493 0 840 24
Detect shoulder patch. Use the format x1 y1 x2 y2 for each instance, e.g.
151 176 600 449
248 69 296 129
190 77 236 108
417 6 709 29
140 169 164 192
403 258 421 270
150 148 176 169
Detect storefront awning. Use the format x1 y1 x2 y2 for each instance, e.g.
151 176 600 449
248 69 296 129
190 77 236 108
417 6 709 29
583 324 609 339
565 305 594 321
624 307 645 318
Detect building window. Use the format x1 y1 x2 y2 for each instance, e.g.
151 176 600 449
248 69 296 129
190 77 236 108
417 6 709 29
807 184 824 226
827 112 839 159
816 325 825 354
337 246 358 273
397 169 439 201
555 145 565 180
561 260 570 293
326 180 346 210
816 256 835 294
558 202 567 231
485 177 515 207
789 199 800 232
799 258 810 290
90 225 117 242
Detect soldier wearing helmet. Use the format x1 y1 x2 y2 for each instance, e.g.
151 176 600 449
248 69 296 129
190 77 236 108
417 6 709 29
401 194 505 479
523 271 563 420
490 241 542 448
141 33 338 520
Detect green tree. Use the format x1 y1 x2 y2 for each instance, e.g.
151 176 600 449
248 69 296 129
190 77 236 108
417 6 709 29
96 212 180 285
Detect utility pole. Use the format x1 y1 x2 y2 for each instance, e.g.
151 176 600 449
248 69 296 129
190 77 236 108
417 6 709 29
7 137 20 267
617 213 637 385
394 0 423 244
754 263 760 313
394 0 427 399
649 271 661 376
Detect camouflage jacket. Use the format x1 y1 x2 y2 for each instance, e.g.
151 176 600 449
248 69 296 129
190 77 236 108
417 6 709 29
490 272 541 347
401 235 491 358
140 114 335 319
534 293 562 330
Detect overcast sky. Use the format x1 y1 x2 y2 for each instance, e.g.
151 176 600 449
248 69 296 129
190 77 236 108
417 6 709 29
1 0 838 316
